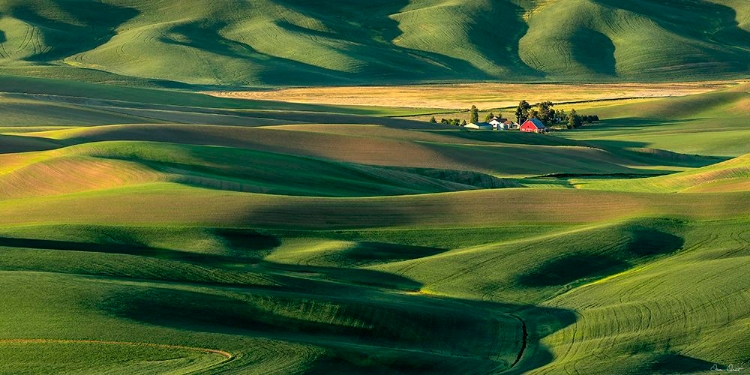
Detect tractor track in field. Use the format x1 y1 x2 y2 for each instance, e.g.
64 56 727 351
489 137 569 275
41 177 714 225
508 314 528 369
0 339 235 373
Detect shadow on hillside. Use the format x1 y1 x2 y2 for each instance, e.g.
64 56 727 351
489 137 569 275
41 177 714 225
626 228 683 256
581 139 728 168
0 228 279 264
311 242 447 268
0 231 424 291
240 199 421 230
518 225 684 288
0 134 62 154
416 137 661 177
96 266 577 374
649 353 723 374
270 0 503 83
158 21 362 87
12 1 139 61
596 0 750 55
158 4 494 86
467 1 545 78
0 224 576 374
571 29 617 76
519 254 630 287
579 117 677 131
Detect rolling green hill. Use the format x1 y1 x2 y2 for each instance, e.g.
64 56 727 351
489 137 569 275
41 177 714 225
0 0 748 366
557 82 750 157
0 0 747 86
0 75 748 374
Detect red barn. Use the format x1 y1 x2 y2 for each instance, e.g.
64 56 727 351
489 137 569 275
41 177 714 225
520 118 546 133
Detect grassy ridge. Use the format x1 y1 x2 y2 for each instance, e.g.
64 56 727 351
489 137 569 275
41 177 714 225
573 153 750 192
0 0 747 85
3 182 750 229
0 237 529 373
557 82 750 157
0 80 749 373
16 122 717 178
519 0 750 80
536 219 750 374
0 140 516 198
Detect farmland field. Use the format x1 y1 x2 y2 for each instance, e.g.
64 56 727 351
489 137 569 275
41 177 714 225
0 75 748 374
210 81 738 110
1 0 749 373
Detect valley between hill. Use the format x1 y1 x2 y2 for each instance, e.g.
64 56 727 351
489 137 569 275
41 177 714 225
0 0 748 86
0 75 748 373
0 0 749 373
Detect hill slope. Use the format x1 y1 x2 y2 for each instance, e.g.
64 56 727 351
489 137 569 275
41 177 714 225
0 77 748 373
0 0 747 85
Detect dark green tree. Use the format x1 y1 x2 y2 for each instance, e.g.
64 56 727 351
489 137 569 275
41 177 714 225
515 100 532 123
568 109 578 129
429 116 437 123
484 112 495 122
537 101 556 126
470 105 479 124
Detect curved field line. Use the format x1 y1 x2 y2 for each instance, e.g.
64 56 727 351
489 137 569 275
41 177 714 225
18 24 33 52
508 314 527 368
0 339 235 371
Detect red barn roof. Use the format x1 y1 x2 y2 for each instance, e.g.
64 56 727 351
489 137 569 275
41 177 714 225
520 118 546 132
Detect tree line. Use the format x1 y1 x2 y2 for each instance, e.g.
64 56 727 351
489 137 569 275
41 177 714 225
515 100 599 129
430 101 600 130
430 117 465 126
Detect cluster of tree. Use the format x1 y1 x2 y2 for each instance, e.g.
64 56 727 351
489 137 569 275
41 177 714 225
558 109 600 129
430 116 466 126
429 107 501 126
471 106 504 123
470 105 479 124
515 100 557 125
428 102 598 130
515 100 599 129
484 111 501 122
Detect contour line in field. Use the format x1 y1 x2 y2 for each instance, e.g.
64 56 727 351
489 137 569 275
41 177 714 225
0 339 235 371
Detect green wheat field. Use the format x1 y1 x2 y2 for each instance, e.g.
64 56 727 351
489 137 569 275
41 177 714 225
0 1 749 374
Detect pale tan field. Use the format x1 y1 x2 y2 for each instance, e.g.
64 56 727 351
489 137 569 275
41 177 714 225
208 81 742 110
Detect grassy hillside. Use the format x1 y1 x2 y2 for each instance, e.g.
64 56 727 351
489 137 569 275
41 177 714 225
0 0 747 85
535 218 750 374
556 82 750 157
0 76 749 374
518 0 750 80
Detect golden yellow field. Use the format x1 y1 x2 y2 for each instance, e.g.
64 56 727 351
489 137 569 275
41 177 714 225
208 81 742 110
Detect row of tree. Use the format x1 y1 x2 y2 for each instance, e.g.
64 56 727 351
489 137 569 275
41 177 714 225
430 117 465 126
515 100 599 129
560 109 599 129
470 105 510 124
429 101 600 130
